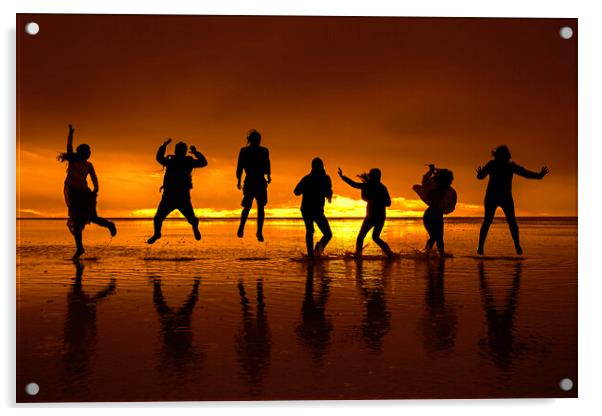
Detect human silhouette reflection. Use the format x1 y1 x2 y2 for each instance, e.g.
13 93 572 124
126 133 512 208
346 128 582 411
152 276 202 371
478 261 522 370
355 260 391 352
62 260 116 382
235 279 271 394
419 259 457 354
295 262 333 365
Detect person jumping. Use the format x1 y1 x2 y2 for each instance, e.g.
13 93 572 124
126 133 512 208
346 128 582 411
58 124 116 259
147 138 207 244
476 145 549 255
338 167 393 257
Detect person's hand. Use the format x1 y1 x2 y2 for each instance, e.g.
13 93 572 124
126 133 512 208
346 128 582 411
337 168 343 177
539 166 549 179
68 124 74 134
92 189 98 196
237 179 242 190
428 164 435 171
327 196 332 204
267 175 272 185
476 166 483 176
163 138 172 146
190 145 197 153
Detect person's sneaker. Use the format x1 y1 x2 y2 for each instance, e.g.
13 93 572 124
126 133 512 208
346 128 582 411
73 247 85 259
147 233 161 244
193 226 201 241
108 221 117 237
515 245 523 255
256 232 264 242
237 227 244 238
477 247 484 255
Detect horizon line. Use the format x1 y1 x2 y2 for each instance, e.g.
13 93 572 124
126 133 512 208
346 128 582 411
16 216 578 221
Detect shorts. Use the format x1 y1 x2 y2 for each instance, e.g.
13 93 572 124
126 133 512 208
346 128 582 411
64 184 97 233
155 189 198 223
241 179 268 209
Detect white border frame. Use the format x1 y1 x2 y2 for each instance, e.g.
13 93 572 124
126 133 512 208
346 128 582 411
4 1 600 414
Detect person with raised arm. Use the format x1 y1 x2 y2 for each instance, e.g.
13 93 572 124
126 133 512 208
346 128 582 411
476 145 549 255
412 164 456 256
338 167 393 257
147 138 207 244
58 124 116 259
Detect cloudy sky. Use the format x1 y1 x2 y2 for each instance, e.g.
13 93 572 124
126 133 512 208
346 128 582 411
17 15 577 218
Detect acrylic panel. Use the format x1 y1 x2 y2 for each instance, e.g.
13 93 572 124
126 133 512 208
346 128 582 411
16 14 577 402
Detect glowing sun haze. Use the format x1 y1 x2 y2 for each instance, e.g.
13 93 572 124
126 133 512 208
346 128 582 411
17 15 577 218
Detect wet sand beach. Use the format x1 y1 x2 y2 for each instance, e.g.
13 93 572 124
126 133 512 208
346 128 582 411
16 218 577 402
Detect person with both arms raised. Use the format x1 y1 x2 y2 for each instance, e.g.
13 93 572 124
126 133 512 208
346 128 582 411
147 138 208 244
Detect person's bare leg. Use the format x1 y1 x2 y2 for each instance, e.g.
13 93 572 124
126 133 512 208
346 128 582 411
302 213 315 257
423 210 434 254
73 225 85 259
372 218 393 257
436 223 445 257
356 218 372 256
501 198 522 255
434 214 445 256
148 199 172 244
90 216 116 237
179 199 201 241
314 213 332 257
478 200 497 255
238 208 250 238
425 239 435 253
256 205 265 242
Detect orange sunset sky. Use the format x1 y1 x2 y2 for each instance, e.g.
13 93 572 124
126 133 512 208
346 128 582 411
17 15 577 218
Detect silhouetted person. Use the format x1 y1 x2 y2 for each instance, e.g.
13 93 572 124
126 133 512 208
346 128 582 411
338 167 393 257
236 129 271 242
62 260 116 385
355 260 391 352
235 279 271 394
295 263 333 365
476 145 549 255
59 124 116 259
294 158 333 258
147 138 208 244
413 164 457 256
153 276 202 371
478 261 522 370
419 259 457 354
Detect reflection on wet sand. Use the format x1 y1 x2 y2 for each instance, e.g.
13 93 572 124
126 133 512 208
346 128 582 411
295 262 333 366
235 279 271 395
478 261 522 370
355 259 391 352
152 276 202 373
419 259 457 354
16 219 577 401
62 260 116 391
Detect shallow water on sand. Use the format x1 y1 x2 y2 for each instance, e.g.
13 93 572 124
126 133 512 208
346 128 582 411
16 218 577 401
